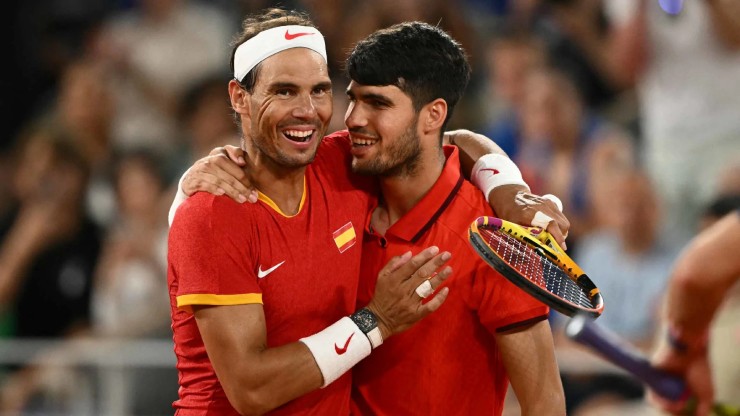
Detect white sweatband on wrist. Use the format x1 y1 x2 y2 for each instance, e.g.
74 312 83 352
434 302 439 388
300 317 371 387
233 25 327 81
471 154 530 199
168 168 192 226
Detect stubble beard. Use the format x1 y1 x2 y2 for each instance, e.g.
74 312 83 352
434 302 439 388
352 122 422 178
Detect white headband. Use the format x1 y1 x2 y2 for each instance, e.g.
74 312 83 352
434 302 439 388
233 25 327 81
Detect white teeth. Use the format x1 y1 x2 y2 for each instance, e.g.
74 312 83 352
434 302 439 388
284 129 313 138
352 138 377 146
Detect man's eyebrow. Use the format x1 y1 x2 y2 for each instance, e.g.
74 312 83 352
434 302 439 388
268 82 299 91
314 81 332 90
346 88 392 104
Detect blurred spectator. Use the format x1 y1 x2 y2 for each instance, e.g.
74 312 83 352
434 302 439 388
91 148 177 415
535 0 629 109
605 0 740 240
557 170 680 415
92 149 170 339
480 27 546 158
0 0 113 151
0 123 101 413
516 66 634 245
54 57 118 228
92 0 233 153
169 74 240 179
577 170 680 345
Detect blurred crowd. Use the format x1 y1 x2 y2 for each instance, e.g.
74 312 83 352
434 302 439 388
0 0 738 414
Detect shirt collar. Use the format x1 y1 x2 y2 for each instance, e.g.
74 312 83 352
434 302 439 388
370 146 464 243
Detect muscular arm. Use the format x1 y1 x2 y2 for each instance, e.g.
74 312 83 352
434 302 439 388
496 320 565 415
443 129 570 244
194 304 322 415
663 211 740 342
648 211 740 414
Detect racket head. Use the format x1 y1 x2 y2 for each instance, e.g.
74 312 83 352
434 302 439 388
468 216 604 318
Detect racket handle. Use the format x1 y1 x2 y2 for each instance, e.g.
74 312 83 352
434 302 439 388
565 314 687 401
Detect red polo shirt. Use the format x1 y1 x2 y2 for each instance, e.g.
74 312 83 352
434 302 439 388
351 146 549 416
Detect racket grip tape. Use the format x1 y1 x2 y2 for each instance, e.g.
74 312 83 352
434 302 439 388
565 314 687 401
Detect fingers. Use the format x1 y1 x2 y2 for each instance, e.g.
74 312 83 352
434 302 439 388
223 145 247 166
382 251 414 274
184 154 258 203
546 222 568 251
417 286 449 314
394 246 449 283
208 146 226 157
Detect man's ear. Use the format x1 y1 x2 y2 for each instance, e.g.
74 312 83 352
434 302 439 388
421 98 448 134
228 80 251 118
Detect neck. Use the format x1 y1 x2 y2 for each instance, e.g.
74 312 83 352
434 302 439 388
244 142 307 216
373 146 445 233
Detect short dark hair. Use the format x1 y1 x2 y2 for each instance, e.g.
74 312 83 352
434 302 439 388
346 22 471 131
230 8 316 93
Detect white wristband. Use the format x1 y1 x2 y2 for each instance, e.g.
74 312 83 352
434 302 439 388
300 317 371 387
471 154 530 199
168 168 192 226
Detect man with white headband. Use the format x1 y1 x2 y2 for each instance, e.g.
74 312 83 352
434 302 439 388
168 9 569 416
168 9 454 415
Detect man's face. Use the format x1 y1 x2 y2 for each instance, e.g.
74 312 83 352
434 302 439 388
247 48 333 168
344 81 421 177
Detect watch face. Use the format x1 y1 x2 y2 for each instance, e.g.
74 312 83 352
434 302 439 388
352 308 378 333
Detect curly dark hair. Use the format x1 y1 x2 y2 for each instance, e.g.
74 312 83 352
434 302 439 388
346 21 471 131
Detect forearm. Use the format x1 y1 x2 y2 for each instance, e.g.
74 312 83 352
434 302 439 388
664 212 740 341
443 129 507 177
222 342 324 414
0 229 40 306
196 305 373 415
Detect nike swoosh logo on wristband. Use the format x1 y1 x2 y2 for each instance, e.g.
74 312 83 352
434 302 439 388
334 333 354 355
481 168 500 175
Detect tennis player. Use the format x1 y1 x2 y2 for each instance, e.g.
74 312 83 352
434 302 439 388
344 22 564 415
168 10 453 415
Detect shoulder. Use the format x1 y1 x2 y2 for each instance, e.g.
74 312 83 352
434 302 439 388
171 192 255 238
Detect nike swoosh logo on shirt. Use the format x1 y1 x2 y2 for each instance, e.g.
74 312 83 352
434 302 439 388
335 333 354 355
257 261 285 278
284 30 314 40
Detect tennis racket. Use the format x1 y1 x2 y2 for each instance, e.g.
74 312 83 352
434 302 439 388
468 216 604 318
566 314 740 416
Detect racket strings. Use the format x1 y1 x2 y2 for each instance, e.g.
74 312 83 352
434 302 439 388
483 229 593 309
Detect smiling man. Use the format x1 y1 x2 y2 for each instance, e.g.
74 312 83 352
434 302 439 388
344 22 565 415
167 9 454 415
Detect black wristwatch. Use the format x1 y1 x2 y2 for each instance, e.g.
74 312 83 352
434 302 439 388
350 308 383 349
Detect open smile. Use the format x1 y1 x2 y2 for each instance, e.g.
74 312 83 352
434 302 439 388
282 129 315 143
